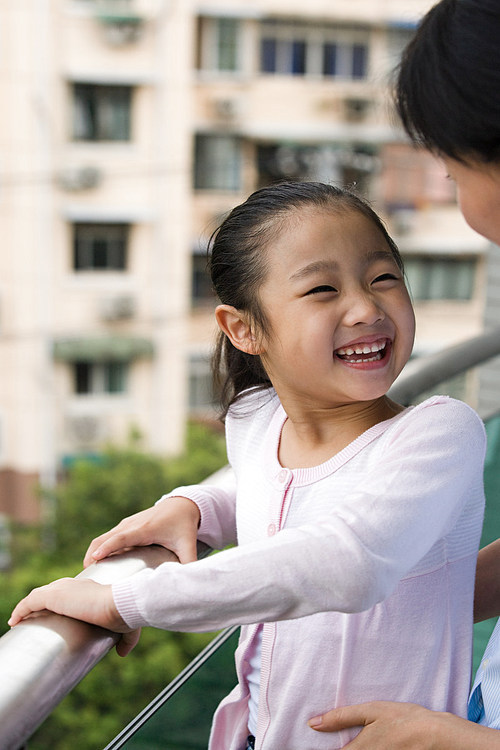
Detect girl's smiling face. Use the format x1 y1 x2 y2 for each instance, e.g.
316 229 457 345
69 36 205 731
255 206 415 413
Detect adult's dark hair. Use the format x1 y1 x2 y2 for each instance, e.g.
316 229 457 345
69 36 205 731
395 0 500 163
208 181 403 418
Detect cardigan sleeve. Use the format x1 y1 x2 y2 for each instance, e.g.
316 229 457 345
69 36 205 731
158 466 237 551
113 398 486 632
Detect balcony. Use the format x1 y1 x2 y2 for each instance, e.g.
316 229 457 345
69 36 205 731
1 329 500 748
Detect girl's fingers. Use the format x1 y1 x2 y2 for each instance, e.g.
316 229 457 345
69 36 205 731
8 580 72 626
83 534 113 567
175 536 198 564
87 533 132 563
8 578 124 634
116 628 141 657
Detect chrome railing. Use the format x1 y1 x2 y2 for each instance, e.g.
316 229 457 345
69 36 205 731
0 328 499 749
389 326 500 417
0 546 178 750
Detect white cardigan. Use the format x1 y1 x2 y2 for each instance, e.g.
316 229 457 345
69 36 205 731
114 390 486 749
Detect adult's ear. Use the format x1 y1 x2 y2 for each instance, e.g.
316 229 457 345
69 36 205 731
215 305 262 355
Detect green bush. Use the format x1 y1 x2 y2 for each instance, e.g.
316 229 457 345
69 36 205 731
2 422 228 750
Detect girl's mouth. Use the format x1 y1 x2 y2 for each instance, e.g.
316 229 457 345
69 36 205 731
334 339 389 364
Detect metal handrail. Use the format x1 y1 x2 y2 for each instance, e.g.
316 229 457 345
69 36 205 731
390 326 500 416
0 545 179 750
0 328 500 749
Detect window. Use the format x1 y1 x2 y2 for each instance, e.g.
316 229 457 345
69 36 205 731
197 17 242 73
73 223 128 271
72 83 132 141
188 353 216 412
404 256 477 301
259 21 369 79
257 143 374 191
381 144 455 208
386 26 416 67
351 44 367 79
192 251 215 306
322 43 338 76
74 361 127 394
194 134 241 191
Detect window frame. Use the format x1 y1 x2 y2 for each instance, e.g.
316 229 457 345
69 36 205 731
72 222 129 272
259 21 370 79
194 133 242 192
197 16 243 74
72 82 133 142
403 254 478 301
73 360 128 395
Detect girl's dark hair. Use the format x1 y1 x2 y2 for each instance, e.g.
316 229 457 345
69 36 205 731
209 181 403 418
395 0 500 163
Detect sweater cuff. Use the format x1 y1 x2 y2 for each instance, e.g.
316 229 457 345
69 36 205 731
156 487 210 534
113 578 146 630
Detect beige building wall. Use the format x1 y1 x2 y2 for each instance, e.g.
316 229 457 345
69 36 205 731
0 0 489 520
0 0 195 519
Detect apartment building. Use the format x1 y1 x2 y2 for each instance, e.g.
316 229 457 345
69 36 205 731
0 0 489 520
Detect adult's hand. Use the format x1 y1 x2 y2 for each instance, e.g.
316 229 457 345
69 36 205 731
308 701 500 749
475 538 500 622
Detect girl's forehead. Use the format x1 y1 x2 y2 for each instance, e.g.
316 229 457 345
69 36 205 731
269 205 390 251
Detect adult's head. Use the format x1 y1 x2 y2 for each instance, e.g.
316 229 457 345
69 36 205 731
395 0 500 244
395 0 500 165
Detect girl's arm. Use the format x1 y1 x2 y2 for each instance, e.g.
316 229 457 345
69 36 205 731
109 398 486 633
308 701 500 750
474 539 500 622
10 398 486 637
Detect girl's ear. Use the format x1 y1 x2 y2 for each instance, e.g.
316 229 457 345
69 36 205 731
215 305 262 355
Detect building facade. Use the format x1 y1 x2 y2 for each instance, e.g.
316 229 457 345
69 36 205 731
0 0 489 520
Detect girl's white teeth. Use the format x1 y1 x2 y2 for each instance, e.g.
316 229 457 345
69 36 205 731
337 341 386 356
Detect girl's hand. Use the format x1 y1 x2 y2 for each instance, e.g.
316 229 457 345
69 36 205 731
8 578 140 657
83 496 201 568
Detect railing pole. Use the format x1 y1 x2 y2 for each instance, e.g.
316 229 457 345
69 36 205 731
0 545 177 750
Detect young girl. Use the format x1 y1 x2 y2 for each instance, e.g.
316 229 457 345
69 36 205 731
10 182 486 750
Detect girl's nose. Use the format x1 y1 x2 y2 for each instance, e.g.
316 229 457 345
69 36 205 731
343 291 385 327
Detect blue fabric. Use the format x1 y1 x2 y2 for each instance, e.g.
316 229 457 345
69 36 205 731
468 619 500 727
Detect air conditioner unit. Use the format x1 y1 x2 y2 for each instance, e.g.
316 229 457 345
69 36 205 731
343 97 371 122
391 208 416 236
212 97 240 121
94 1 144 45
100 295 136 321
68 415 103 445
57 166 102 192
101 19 143 45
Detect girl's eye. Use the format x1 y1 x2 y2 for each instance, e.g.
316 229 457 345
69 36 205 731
306 285 337 295
373 273 398 284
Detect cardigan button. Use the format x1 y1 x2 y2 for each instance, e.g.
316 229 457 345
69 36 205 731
267 523 276 536
278 469 288 483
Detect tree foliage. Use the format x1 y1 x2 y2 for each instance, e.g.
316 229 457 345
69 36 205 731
0 422 228 750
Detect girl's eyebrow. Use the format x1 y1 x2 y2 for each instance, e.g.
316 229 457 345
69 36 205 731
289 250 396 282
366 249 398 265
289 260 339 282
